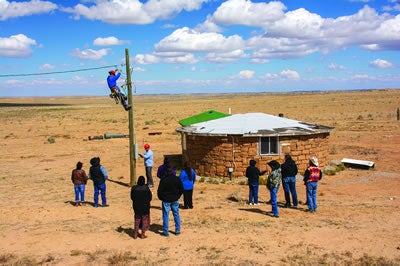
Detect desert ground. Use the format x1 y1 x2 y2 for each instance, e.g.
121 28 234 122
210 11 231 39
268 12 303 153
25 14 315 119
0 89 400 265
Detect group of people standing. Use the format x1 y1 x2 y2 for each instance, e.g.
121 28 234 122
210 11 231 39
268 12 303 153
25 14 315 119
72 146 322 239
71 157 109 208
132 143 196 238
246 155 323 218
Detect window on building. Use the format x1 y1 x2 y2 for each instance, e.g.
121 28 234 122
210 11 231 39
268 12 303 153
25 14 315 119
260 137 279 155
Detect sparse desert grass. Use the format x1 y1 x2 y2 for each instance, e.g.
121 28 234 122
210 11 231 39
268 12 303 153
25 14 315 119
0 89 399 265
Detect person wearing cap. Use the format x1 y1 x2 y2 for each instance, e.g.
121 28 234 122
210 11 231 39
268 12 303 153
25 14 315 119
107 69 131 111
303 157 323 212
139 143 154 187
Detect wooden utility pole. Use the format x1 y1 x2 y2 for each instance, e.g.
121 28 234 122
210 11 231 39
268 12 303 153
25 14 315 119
125 48 137 186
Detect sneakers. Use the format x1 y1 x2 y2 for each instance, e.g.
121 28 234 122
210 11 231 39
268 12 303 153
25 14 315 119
249 203 253 205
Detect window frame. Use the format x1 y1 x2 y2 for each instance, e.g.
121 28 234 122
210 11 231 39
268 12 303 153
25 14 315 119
259 136 279 155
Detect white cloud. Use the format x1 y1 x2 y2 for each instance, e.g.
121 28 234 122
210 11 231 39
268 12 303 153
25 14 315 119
352 74 369 79
93 36 130 46
238 70 255 79
210 0 286 27
194 2 400 61
163 53 199 64
328 62 346 71
69 48 109 60
133 67 146 72
0 0 57 20
155 27 244 53
369 59 395 68
62 0 208 24
0 34 37 58
134 54 161 64
39 63 55 70
280 69 300 80
205 49 246 63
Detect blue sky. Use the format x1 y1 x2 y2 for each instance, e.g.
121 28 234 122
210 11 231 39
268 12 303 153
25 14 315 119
0 0 399 97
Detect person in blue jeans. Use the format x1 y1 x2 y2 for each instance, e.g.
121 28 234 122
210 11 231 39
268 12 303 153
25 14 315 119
157 172 183 236
245 160 267 205
89 157 109 207
281 154 299 208
303 157 322 212
266 160 282 218
71 161 88 206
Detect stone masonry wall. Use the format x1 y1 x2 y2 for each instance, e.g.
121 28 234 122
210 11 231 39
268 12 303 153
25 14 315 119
183 133 330 178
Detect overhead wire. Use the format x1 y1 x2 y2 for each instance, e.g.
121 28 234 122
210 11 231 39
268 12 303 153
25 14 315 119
0 64 124 77
0 62 138 93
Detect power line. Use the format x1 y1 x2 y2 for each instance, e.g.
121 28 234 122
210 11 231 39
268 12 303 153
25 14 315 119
0 64 125 78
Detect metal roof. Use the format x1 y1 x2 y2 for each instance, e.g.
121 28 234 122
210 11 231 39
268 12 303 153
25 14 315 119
178 110 230 126
176 112 334 136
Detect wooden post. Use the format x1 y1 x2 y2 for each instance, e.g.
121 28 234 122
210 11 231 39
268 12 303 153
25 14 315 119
125 48 136 186
397 107 400 121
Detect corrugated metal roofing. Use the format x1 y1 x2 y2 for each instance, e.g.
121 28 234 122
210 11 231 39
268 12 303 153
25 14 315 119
176 112 333 136
178 110 230 126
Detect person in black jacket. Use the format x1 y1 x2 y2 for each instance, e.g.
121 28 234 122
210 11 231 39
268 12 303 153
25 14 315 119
281 154 299 208
89 157 108 207
131 175 152 239
157 172 183 237
245 160 267 205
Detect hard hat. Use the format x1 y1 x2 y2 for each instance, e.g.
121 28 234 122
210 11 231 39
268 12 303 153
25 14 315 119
144 143 150 150
108 69 116 75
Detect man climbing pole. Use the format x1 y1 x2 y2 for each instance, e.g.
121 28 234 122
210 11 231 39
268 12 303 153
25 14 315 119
107 69 131 111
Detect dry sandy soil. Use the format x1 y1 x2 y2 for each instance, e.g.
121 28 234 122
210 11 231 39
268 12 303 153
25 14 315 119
0 89 400 265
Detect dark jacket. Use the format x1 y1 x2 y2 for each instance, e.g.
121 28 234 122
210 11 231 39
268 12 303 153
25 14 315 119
130 184 152 215
89 157 106 186
157 173 184 203
281 156 298 178
246 160 267 184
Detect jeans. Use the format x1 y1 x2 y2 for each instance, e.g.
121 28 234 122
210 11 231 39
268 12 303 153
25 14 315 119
248 182 259 204
306 182 318 211
162 200 180 235
282 177 298 207
270 187 279 217
93 183 107 207
145 166 154 186
74 184 86 202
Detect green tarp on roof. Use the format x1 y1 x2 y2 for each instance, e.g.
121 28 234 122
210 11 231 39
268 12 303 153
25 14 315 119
179 110 230 126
